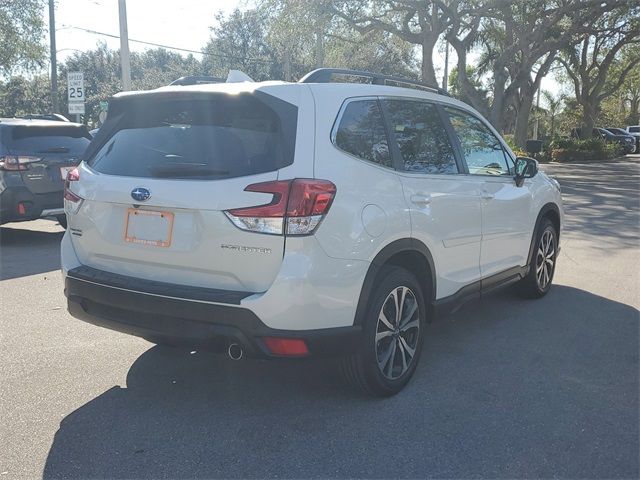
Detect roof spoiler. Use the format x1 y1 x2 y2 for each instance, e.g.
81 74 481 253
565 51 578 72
169 70 255 86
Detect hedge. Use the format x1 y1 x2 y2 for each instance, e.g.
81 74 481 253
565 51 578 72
548 138 624 162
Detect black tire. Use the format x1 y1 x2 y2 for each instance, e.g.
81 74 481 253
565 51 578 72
517 218 558 298
341 266 427 397
56 215 67 229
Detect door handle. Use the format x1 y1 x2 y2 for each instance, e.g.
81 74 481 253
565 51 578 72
481 191 494 200
410 194 432 205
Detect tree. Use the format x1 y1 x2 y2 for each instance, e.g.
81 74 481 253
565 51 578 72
59 44 203 125
558 4 640 138
443 0 621 145
202 8 282 81
541 90 565 139
331 0 457 85
610 50 640 125
0 74 51 116
0 0 47 75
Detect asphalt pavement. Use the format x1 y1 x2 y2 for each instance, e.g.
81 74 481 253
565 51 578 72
1 156 638 479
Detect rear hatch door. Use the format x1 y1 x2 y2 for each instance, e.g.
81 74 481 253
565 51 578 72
70 88 303 293
6 123 90 194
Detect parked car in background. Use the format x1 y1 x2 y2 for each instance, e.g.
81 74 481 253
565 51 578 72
571 127 635 154
626 125 640 150
62 68 563 396
604 128 637 153
0 118 91 228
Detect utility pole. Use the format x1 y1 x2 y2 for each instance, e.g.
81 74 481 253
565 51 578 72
442 40 449 92
118 0 132 91
48 0 58 113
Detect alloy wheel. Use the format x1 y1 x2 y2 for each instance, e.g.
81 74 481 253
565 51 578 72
375 286 421 380
536 229 555 290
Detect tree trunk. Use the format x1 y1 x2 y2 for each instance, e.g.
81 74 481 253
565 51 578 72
421 37 438 86
580 101 597 139
514 91 534 148
488 65 508 129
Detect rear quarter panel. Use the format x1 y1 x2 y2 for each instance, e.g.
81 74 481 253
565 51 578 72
308 88 411 263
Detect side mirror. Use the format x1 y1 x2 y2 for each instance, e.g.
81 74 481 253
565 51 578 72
514 157 538 187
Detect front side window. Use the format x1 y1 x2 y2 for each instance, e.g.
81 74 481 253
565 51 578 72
334 99 391 168
445 107 511 176
382 99 458 174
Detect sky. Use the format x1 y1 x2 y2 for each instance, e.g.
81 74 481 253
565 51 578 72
52 0 244 63
48 0 560 99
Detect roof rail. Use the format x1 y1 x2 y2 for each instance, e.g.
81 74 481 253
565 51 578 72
299 68 450 97
170 76 225 86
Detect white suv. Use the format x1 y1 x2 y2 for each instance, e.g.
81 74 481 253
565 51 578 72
62 69 563 396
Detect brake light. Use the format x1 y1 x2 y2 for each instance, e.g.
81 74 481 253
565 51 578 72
0 155 39 171
63 167 83 214
262 337 309 356
225 179 336 235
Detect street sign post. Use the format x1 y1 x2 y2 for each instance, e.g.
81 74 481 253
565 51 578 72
67 72 85 121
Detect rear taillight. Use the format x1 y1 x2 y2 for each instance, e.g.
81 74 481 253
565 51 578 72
225 179 336 236
0 155 39 171
63 167 83 214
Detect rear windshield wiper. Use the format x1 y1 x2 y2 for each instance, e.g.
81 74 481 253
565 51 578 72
38 147 70 153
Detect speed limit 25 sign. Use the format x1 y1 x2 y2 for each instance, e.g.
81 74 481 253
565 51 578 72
67 72 84 101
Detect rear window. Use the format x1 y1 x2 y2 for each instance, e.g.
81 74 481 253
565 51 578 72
88 94 296 180
6 125 91 155
629 126 640 133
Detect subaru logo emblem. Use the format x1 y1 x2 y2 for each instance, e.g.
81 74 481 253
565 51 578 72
131 187 151 202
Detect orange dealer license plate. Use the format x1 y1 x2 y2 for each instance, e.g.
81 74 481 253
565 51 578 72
124 208 174 248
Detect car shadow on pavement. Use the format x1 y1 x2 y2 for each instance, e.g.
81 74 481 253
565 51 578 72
43 285 639 479
0 224 64 280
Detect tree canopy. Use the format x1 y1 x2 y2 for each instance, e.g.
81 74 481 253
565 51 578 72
0 0 47 76
1 0 638 141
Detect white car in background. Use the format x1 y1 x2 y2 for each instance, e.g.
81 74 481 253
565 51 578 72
61 68 564 396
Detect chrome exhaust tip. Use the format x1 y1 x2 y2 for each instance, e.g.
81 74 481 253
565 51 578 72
227 343 243 361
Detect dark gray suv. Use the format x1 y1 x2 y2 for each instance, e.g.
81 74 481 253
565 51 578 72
0 118 90 227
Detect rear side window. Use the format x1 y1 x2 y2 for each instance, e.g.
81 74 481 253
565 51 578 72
333 99 391 168
6 125 91 155
88 94 296 180
629 127 640 133
445 107 511 176
382 99 458 174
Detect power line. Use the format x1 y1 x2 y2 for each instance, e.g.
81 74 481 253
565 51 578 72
61 25 274 65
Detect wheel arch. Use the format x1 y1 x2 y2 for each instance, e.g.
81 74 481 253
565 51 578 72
353 238 436 326
526 202 561 267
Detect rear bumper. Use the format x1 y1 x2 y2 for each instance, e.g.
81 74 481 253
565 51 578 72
0 185 64 224
64 266 361 358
